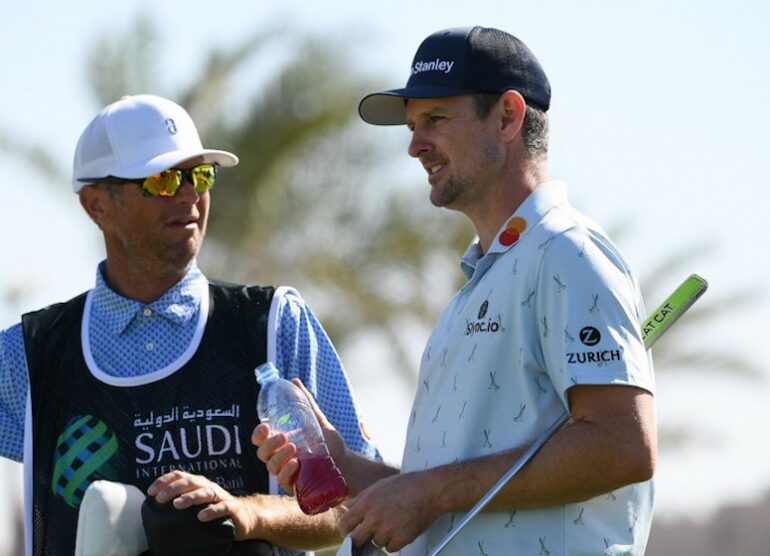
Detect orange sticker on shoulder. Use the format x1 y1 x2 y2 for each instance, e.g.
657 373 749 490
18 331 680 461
359 421 373 442
498 216 527 247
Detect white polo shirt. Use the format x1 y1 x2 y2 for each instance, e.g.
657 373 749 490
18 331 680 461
400 181 654 556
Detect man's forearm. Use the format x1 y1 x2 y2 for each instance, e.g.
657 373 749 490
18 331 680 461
338 448 400 496
427 388 656 514
239 493 345 550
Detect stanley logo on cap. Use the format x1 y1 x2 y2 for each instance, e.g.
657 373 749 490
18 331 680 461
412 58 455 75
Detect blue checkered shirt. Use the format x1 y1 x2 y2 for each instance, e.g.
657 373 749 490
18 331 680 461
0 261 378 555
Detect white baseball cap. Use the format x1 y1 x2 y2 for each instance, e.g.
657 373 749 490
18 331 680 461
72 94 239 193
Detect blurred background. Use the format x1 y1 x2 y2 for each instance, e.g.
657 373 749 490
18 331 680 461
1 1 768 554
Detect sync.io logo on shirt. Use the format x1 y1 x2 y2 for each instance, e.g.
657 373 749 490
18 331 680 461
465 300 503 336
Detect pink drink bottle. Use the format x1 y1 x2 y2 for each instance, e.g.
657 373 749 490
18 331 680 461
255 361 349 514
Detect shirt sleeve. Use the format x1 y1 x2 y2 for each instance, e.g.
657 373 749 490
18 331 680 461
535 226 655 405
273 290 381 461
0 323 29 462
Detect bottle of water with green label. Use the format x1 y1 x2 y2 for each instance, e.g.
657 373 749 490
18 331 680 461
255 361 348 514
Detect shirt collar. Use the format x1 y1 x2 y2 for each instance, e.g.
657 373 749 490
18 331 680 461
91 260 208 336
460 180 568 280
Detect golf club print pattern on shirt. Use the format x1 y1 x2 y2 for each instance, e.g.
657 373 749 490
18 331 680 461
400 181 654 556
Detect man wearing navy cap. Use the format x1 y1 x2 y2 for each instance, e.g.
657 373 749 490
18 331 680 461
256 27 656 555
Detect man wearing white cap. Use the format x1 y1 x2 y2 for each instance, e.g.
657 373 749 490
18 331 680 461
0 94 378 555
255 26 656 556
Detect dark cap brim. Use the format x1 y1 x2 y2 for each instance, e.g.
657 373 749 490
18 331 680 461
358 86 478 125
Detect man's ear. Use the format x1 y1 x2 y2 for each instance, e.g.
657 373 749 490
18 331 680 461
79 186 109 228
498 90 527 142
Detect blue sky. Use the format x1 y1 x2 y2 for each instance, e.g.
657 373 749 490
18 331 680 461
1 0 769 547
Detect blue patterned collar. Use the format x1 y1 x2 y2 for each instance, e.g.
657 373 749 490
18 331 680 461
91 261 208 336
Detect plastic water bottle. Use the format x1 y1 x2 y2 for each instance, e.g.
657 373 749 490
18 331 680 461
255 361 349 515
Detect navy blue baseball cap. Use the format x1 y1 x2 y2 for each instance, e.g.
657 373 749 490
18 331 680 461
359 26 551 125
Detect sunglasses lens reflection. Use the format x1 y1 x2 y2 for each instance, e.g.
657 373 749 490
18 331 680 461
140 164 216 197
191 165 216 193
143 171 182 197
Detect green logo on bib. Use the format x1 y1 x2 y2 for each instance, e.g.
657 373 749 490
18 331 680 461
51 415 119 508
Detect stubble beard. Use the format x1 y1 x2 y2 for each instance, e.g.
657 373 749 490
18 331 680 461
161 230 204 274
132 228 203 282
429 136 499 210
430 176 466 208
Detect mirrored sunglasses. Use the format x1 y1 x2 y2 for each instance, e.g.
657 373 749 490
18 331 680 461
80 164 217 197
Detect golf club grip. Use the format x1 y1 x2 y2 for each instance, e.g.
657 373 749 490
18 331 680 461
427 274 708 556
642 274 708 349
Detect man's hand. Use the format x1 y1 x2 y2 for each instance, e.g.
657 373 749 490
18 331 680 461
339 470 443 553
252 423 300 494
252 377 347 494
147 470 258 540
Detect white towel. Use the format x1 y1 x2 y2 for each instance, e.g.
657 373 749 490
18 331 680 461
74 480 148 556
